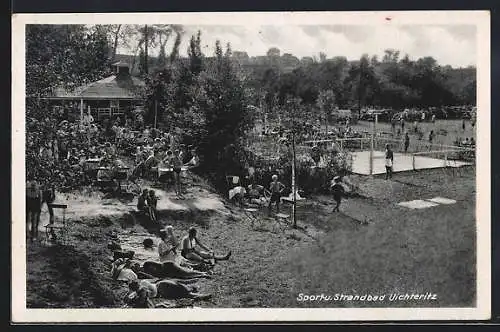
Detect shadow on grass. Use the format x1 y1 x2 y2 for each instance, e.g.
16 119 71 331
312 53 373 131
27 243 120 308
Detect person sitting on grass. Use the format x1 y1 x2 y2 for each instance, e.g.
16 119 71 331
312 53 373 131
137 189 152 220
330 176 345 213
143 149 160 180
184 148 199 168
135 229 212 280
160 226 213 272
181 227 231 264
147 190 159 222
268 174 285 215
229 185 246 207
158 227 180 264
246 182 270 205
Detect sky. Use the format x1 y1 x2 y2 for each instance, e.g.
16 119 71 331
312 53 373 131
118 24 477 68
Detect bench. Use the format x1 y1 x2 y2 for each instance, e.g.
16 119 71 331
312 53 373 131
44 203 68 245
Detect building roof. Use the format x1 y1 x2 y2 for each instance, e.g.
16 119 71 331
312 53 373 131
49 74 145 100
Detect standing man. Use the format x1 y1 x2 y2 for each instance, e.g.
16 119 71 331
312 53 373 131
429 130 435 147
401 118 405 133
268 174 285 215
404 132 410 154
171 150 184 199
385 144 394 180
26 177 43 242
42 180 56 240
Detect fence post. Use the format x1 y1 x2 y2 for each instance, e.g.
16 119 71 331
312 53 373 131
444 152 448 168
412 153 416 170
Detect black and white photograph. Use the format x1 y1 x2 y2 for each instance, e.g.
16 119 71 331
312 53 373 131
12 11 490 322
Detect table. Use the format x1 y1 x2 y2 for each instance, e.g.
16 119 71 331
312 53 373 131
158 166 189 177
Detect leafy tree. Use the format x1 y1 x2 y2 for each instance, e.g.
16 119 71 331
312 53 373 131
138 49 147 77
188 31 204 76
169 32 182 63
26 24 111 97
267 47 281 57
197 40 251 182
317 89 336 133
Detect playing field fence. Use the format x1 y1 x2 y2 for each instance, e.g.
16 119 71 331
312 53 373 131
246 133 475 176
411 148 475 170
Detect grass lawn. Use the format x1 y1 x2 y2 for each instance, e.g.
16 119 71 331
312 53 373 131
26 152 476 309
199 167 476 308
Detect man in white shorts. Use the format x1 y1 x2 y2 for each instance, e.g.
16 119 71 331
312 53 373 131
385 144 394 180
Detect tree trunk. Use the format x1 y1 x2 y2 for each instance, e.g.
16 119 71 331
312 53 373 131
131 47 139 75
111 24 122 62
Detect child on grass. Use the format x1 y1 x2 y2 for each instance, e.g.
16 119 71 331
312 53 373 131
330 176 345 213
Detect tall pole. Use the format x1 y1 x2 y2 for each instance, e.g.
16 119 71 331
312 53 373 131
325 108 328 136
154 100 158 129
291 101 297 229
80 98 84 126
369 113 378 175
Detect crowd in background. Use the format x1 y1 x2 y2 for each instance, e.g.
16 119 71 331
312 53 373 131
25 108 197 191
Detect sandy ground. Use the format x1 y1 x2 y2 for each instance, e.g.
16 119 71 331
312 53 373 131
27 165 476 308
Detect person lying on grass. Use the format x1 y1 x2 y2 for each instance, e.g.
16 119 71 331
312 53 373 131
137 228 213 280
112 256 211 281
180 227 231 264
111 258 139 282
123 279 211 308
140 259 212 280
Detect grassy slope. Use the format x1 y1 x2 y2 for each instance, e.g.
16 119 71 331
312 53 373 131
26 167 476 308
203 167 476 308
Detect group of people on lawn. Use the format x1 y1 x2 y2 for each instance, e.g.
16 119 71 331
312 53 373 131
112 225 231 308
229 172 348 215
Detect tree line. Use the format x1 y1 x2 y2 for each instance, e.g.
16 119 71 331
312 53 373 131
243 49 475 114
